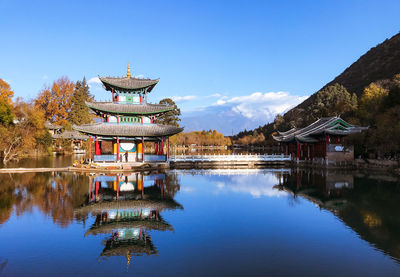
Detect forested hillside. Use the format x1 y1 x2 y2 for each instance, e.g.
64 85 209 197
234 32 400 158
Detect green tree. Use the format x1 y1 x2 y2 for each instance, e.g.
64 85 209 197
0 99 14 126
69 77 93 125
158 98 181 127
308 83 356 121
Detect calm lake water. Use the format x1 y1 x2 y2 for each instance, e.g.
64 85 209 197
1 157 400 276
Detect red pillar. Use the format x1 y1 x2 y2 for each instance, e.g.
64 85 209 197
117 115 119 124
88 136 92 161
167 137 170 159
112 88 114 102
95 137 100 155
297 142 301 160
116 138 120 162
161 139 164 155
95 181 99 201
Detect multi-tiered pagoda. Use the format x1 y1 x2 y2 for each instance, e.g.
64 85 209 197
73 64 183 163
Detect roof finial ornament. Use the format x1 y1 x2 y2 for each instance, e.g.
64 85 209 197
127 62 132 78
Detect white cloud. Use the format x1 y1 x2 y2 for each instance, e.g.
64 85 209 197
88 77 101 84
181 90 308 134
134 74 145 78
213 174 288 198
205 93 222 98
42 75 48 80
171 95 197 102
212 91 307 121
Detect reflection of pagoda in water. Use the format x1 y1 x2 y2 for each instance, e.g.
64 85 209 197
75 172 182 267
275 169 400 262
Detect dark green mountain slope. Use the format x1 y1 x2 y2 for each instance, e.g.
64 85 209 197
287 32 400 118
235 32 400 156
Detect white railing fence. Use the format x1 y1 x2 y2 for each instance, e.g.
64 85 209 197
169 154 291 162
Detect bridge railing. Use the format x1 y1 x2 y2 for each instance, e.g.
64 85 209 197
169 154 291 162
144 154 167 162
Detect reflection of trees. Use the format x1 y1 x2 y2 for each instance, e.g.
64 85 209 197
0 172 88 227
278 169 400 262
337 177 400 261
0 171 181 228
0 174 15 225
164 172 180 198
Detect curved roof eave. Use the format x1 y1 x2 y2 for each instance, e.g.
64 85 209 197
99 76 159 92
85 101 174 115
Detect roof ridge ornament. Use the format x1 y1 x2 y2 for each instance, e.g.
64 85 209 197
127 62 132 78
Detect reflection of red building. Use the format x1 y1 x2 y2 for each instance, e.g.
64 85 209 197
273 116 367 165
275 169 353 210
75 172 182 268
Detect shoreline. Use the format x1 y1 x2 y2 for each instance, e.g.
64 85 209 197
1 161 399 176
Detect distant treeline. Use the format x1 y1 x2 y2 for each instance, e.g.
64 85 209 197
170 130 231 146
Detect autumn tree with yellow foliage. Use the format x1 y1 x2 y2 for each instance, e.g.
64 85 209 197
35 77 75 126
0 79 14 105
0 79 51 165
357 83 389 124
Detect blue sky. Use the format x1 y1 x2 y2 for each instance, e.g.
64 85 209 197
1 0 399 134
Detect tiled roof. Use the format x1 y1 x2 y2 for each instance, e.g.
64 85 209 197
85 218 173 236
273 116 368 143
74 199 183 215
53 130 89 140
86 101 173 115
99 76 159 92
73 123 183 138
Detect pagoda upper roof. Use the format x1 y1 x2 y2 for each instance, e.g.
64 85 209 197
73 123 183 138
99 76 159 92
272 116 368 143
86 101 173 115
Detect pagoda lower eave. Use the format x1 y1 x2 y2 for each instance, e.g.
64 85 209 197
86 101 173 115
73 123 183 138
